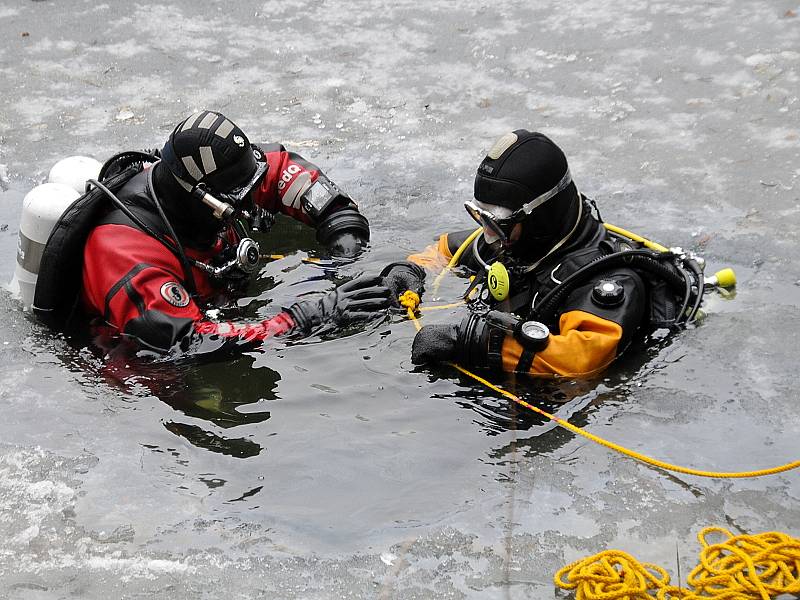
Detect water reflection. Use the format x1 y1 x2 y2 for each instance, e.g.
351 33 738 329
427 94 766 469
162 422 262 458
419 330 686 465
106 350 280 456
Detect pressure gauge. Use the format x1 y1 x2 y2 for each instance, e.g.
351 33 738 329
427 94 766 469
518 320 550 351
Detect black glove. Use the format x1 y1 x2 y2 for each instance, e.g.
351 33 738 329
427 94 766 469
380 261 426 307
287 274 391 336
411 323 459 364
411 312 498 367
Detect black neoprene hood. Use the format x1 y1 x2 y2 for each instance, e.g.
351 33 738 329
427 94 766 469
474 130 571 211
161 110 260 197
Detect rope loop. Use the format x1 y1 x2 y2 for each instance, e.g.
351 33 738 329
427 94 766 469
553 528 800 600
555 550 669 600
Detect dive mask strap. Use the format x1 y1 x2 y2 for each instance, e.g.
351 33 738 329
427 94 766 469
519 196 583 274
511 168 573 219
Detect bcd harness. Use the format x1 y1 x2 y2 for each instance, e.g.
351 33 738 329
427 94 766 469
459 210 704 341
33 151 268 332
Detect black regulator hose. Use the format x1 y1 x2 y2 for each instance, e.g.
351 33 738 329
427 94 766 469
530 249 697 326
675 262 693 324
684 257 705 322
87 178 198 295
87 179 168 246
97 150 160 183
145 168 198 295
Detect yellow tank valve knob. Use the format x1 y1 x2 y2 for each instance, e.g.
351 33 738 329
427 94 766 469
713 268 736 288
487 262 510 301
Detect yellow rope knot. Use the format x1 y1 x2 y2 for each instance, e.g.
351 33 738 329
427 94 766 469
398 290 421 311
554 528 800 600
555 550 670 600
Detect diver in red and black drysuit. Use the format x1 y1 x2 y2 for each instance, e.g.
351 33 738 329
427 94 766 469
405 130 702 378
36 110 396 354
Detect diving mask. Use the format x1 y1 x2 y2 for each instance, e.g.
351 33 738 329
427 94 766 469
214 158 267 207
466 167 575 244
464 199 518 244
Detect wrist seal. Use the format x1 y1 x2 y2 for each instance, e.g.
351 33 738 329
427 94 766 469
286 302 314 336
456 313 495 370
315 206 370 247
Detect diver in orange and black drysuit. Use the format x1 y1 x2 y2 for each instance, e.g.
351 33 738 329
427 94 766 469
36 110 393 355
406 130 686 378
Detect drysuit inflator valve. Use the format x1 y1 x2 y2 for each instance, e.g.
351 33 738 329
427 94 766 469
234 238 261 274
191 237 261 278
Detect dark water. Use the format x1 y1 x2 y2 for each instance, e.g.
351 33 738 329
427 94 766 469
1 0 799 597
3 169 799 597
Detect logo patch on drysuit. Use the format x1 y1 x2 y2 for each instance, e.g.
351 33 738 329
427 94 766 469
278 164 312 209
160 282 190 307
233 135 245 147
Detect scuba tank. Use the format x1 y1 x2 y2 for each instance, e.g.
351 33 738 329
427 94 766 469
48 155 102 195
11 157 102 309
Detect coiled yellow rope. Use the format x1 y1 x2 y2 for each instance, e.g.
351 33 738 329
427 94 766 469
554 527 800 600
402 299 800 478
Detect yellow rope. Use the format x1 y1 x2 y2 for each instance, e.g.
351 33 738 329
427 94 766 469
404 305 799 478
261 253 321 263
554 527 800 600
419 301 466 312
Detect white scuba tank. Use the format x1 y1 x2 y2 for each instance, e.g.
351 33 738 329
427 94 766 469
47 155 102 195
11 156 102 309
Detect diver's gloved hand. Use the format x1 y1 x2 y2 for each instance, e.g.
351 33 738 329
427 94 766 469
380 261 426 307
411 313 491 367
328 231 366 258
411 323 459 364
287 274 391 336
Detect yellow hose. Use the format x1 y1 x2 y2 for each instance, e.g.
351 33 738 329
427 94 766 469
554 527 800 600
603 223 669 253
431 227 483 296
431 222 725 289
402 296 798 479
